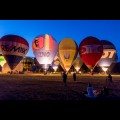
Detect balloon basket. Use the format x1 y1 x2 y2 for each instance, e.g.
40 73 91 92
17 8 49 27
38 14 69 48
43 70 47 75
90 72 93 76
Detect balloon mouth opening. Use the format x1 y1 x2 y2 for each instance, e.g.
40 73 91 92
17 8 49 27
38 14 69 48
53 66 58 72
102 67 108 72
42 64 50 71
90 69 93 72
75 67 80 72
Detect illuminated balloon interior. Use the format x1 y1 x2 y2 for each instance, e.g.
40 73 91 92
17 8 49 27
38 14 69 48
0 56 6 67
75 66 80 72
102 67 108 72
53 66 58 72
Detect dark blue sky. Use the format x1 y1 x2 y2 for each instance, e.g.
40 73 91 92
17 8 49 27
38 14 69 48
0 20 120 61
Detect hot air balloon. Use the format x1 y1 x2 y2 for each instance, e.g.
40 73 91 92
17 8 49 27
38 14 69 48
0 40 2 54
0 43 6 67
22 57 34 71
32 34 58 74
2 62 23 74
0 55 6 67
0 35 29 72
52 54 60 73
79 36 103 74
72 57 83 73
58 38 78 72
97 40 117 74
52 54 65 72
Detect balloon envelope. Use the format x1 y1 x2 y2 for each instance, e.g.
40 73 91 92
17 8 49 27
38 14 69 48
32 34 58 70
0 55 6 67
52 54 60 66
0 43 6 67
97 40 117 71
0 35 29 70
2 62 23 73
79 36 103 71
22 57 34 70
73 57 83 72
58 38 78 72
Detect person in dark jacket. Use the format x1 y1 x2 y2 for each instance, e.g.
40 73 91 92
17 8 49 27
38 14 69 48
63 71 67 86
73 72 76 81
107 74 113 82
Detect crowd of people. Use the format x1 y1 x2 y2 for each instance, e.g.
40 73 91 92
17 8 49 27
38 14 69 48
61 71 114 99
84 82 110 98
84 74 113 99
62 71 77 86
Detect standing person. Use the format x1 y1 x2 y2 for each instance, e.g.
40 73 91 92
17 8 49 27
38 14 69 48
108 74 112 82
106 74 113 84
63 71 67 86
73 72 76 81
106 73 113 87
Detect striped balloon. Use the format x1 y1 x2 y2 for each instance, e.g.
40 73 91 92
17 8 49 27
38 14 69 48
0 34 29 70
32 34 58 71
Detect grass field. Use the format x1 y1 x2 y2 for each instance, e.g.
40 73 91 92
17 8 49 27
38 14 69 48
0 73 120 100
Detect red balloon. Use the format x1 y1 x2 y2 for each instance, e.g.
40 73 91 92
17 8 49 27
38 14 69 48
79 36 103 71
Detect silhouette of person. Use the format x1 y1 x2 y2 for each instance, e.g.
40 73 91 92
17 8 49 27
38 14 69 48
101 86 110 96
106 74 113 87
73 72 76 81
97 86 110 98
107 74 112 82
63 71 67 86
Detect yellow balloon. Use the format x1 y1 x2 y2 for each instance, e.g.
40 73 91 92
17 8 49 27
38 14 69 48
58 38 78 72
59 57 66 71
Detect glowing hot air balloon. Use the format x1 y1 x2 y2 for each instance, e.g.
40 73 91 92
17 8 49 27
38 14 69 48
22 57 34 71
79 36 103 73
0 55 6 67
59 57 66 71
32 34 58 73
0 35 29 71
52 54 60 73
58 38 78 72
97 40 117 74
2 62 23 73
0 42 6 67
72 57 83 73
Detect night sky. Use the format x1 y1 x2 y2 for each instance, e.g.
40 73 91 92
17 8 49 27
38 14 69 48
0 20 120 61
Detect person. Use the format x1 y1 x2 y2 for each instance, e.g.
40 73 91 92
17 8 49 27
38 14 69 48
107 74 113 83
85 83 96 98
98 86 110 97
62 71 67 86
101 86 110 96
106 74 113 87
73 72 76 81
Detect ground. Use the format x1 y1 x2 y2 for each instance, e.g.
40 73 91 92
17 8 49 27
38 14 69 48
0 73 120 100
0 73 120 114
